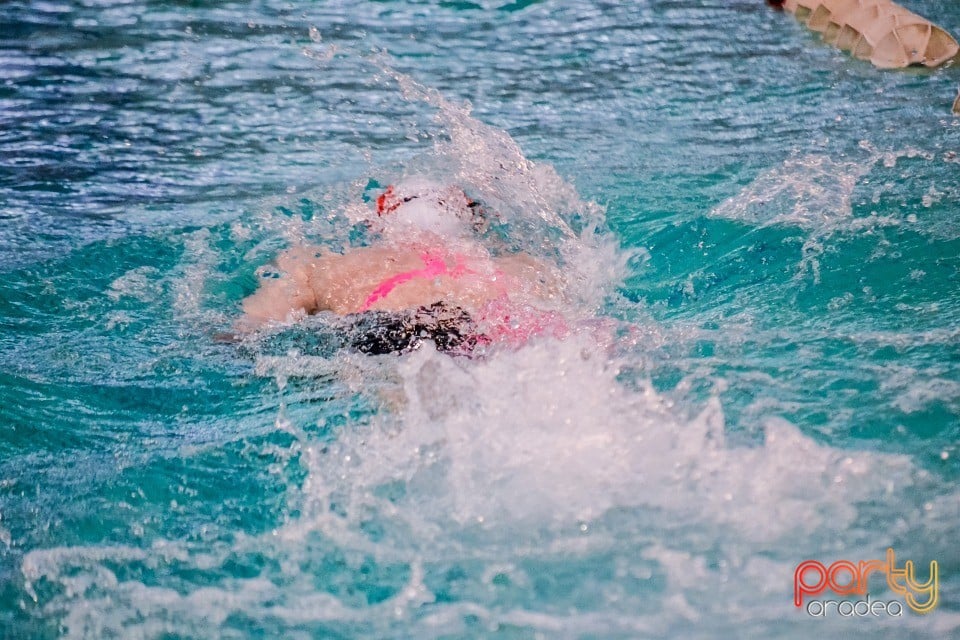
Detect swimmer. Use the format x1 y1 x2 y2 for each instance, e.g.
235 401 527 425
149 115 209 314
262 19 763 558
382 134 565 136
236 180 569 354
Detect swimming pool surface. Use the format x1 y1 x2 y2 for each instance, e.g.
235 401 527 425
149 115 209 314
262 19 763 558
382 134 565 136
1 1 958 637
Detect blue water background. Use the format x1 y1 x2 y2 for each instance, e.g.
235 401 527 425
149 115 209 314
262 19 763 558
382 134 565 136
1 0 959 637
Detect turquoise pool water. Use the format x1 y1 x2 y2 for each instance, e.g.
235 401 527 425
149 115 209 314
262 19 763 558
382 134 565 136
2 0 958 637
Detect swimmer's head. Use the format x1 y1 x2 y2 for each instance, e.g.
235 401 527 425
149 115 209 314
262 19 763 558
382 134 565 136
375 179 487 236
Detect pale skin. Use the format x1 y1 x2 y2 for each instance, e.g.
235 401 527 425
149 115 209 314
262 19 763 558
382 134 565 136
238 243 563 330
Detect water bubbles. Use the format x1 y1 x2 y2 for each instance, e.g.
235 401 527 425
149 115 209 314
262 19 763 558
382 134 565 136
922 183 944 207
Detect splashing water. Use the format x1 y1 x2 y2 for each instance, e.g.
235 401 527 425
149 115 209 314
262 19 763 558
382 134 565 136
708 143 943 282
4 2 960 638
16 61 959 639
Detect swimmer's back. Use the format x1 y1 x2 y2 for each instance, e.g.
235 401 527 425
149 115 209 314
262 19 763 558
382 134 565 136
286 245 506 315
239 243 564 330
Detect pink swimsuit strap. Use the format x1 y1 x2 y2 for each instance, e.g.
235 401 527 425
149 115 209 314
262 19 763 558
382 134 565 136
360 251 470 311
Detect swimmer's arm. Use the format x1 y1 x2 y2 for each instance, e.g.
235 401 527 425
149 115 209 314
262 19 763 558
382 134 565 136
237 246 323 330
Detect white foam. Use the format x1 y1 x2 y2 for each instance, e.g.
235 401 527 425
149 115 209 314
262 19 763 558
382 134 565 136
710 154 871 229
106 266 161 303
21 319 951 638
874 364 960 414
707 144 945 280
290 335 915 549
